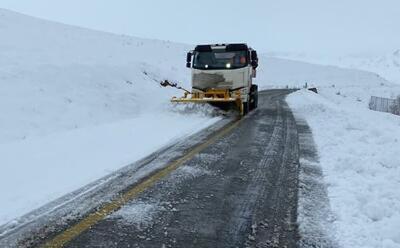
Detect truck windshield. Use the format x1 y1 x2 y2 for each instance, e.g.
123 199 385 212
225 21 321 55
193 50 248 70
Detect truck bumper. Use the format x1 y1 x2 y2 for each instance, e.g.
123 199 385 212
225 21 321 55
171 89 246 115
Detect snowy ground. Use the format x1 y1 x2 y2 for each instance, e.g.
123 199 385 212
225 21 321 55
0 114 219 226
0 8 219 226
287 88 400 247
263 49 400 246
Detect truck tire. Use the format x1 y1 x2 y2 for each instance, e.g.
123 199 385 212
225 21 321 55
254 90 258 108
242 101 249 116
250 84 258 110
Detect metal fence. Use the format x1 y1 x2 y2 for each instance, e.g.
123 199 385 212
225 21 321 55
369 96 400 115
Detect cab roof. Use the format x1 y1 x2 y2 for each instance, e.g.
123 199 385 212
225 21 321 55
194 43 249 52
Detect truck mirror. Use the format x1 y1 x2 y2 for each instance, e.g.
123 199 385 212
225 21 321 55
251 50 258 60
251 50 258 68
186 52 192 68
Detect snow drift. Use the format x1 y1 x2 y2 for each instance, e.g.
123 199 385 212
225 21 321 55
288 89 400 248
0 8 220 226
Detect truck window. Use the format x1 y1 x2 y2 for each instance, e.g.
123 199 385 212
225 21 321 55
193 50 248 70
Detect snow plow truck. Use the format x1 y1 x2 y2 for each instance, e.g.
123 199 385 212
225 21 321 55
171 43 259 116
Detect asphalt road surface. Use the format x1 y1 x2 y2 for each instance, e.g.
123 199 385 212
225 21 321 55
66 89 300 248
3 89 308 248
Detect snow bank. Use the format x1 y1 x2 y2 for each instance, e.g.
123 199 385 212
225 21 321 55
0 8 218 226
287 89 400 248
262 49 400 247
0 114 219 225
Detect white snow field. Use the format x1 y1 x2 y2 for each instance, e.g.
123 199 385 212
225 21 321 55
287 81 400 246
262 52 400 246
1 7 400 248
0 8 220 226
320 50 400 86
267 50 400 85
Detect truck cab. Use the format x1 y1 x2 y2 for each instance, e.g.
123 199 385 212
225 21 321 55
172 43 259 115
188 44 258 114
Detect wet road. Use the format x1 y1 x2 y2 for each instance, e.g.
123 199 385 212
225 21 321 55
63 89 301 248
1 89 305 248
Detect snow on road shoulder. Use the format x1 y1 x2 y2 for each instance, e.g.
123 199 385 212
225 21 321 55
0 112 220 227
287 90 400 248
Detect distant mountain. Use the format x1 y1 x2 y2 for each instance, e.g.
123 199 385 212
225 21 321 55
338 49 400 84
266 49 400 85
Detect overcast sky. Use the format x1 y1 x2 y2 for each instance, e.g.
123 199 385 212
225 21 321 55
1 0 399 54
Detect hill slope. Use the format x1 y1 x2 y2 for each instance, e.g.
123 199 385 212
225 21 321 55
0 8 194 143
0 8 219 227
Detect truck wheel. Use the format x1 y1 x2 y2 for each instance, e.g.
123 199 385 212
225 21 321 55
242 101 249 116
250 84 258 110
254 90 258 109
249 95 255 111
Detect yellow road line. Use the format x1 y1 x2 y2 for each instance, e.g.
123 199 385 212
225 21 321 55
42 118 242 248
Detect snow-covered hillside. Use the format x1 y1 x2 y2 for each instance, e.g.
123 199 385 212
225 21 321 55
0 8 220 227
336 50 400 85
0 8 195 144
267 49 400 85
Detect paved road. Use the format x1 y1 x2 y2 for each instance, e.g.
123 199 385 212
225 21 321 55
63 89 301 248
1 89 305 248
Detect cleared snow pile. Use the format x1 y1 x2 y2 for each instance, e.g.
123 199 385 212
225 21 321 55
169 102 223 117
0 8 220 227
263 48 400 247
257 53 400 247
287 89 400 248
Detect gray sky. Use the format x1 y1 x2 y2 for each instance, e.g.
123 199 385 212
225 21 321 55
1 0 399 54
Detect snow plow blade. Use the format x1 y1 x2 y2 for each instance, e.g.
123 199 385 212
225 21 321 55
171 89 244 115
171 97 237 103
